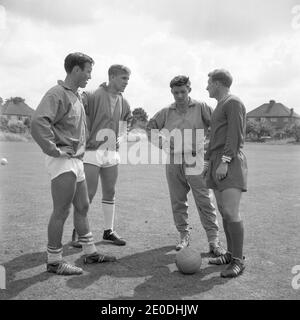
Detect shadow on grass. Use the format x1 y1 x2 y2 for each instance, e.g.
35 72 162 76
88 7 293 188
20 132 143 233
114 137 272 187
67 245 229 300
0 244 82 300
0 245 229 300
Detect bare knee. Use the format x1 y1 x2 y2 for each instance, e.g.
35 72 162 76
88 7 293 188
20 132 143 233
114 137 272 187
53 203 72 221
222 206 241 222
74 201 90 216
102 187 116 201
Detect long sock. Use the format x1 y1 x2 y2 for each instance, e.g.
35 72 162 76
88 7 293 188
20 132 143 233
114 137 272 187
47 246 63 264
223 219 232 253
227 221 244 260
78 232 97 255
102 200 115 231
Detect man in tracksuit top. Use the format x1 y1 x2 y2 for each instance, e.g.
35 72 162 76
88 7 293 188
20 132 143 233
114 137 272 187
71 65 132 248
147 75 225 255
203 69 248 278
31 53 116 276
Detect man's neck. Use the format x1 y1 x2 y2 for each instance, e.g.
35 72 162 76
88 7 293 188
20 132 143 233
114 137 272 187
64 76 78 93
215 89 230 103
176 98 190 111
107 83 119 95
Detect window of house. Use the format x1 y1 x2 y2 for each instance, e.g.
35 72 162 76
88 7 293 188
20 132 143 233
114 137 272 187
283 118 289 123
270 118 277 122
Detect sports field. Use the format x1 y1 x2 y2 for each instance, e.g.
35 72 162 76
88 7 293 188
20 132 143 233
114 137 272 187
0 141 299 300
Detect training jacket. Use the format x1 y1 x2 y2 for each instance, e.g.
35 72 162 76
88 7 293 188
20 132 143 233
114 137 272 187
83 83 132 151
146 98 212 155
31 80 86 158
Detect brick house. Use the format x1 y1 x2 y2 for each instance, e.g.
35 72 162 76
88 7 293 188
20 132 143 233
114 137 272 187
247 100 300 129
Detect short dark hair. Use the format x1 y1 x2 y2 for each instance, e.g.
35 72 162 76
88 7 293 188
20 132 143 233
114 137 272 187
208 69 233 88
170 75 191 89
64 52 94 73
108 64 131 77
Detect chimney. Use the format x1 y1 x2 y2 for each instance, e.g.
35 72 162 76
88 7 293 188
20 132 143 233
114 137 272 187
290 108 294 117
267 100 275 113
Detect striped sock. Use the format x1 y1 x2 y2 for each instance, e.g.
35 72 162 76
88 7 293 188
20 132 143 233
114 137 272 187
102 200 115 231
78 232 97 255
47 246 63 264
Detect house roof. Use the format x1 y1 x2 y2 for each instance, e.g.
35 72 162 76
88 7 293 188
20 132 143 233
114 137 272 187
0 100 35 117
247 100 300 118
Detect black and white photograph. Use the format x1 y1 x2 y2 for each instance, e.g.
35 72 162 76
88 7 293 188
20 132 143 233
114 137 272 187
0 0 299 305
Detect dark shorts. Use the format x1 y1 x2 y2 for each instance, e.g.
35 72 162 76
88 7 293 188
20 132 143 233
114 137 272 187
206 150 248 192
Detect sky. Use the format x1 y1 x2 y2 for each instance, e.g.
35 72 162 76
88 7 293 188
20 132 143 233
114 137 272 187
0 0 300 117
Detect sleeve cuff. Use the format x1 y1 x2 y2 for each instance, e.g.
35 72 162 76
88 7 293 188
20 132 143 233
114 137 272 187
204 160 209 169
222 155 232 163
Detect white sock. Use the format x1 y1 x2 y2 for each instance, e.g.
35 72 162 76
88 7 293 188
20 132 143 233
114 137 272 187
102 200 115 230
47 246 63 264
78 232 97 255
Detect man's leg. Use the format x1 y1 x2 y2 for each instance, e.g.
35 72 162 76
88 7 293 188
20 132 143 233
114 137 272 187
70 163 100 248
72 179 116 263
166 164 191 250
208 190 233 265
187 175 225 256
47 172 83 275
214 190 232 253
100 165 126 246
84 163 101 203
217 188 245 277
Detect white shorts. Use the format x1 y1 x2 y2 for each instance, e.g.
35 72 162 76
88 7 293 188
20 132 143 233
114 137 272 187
45 156 85 182
83 150 120 168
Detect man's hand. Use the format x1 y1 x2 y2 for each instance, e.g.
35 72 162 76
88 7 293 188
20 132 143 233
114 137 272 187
59 147 73 159
216 162 228 180
160 136 171 153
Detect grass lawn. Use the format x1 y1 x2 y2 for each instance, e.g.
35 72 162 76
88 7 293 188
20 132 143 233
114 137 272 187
0 141 299 300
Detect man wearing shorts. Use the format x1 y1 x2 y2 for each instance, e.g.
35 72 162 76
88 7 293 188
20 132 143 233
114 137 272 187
147 75 225 255
31 52 116 275
202 69 248 278
71 64 132 247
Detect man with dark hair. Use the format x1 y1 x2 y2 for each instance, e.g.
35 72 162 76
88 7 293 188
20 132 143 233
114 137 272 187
31 52 116 276
71 64 132 247
147 75 225 254
64 52 95 74
203 69 247 278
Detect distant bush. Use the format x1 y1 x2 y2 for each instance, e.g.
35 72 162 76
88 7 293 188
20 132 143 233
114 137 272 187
0 116 9 132
246 119 274 141
0 131 30 142
24 117 31 129
285 123 300 142
7 119 28 134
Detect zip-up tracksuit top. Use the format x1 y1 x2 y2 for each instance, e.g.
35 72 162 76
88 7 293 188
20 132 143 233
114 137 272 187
31 80 86 158
83 83 132 151
146 98 213 155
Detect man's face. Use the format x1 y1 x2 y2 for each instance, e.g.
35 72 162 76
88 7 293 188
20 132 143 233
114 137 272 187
76 62 93 88
110 72 130 93
206 77 218 98
171 85 190 105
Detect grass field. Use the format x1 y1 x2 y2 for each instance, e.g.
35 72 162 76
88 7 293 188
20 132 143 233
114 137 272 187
0 141 299 300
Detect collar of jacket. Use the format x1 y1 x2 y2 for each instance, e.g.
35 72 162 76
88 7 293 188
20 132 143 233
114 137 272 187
99 82 123 97
169 98 196 110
